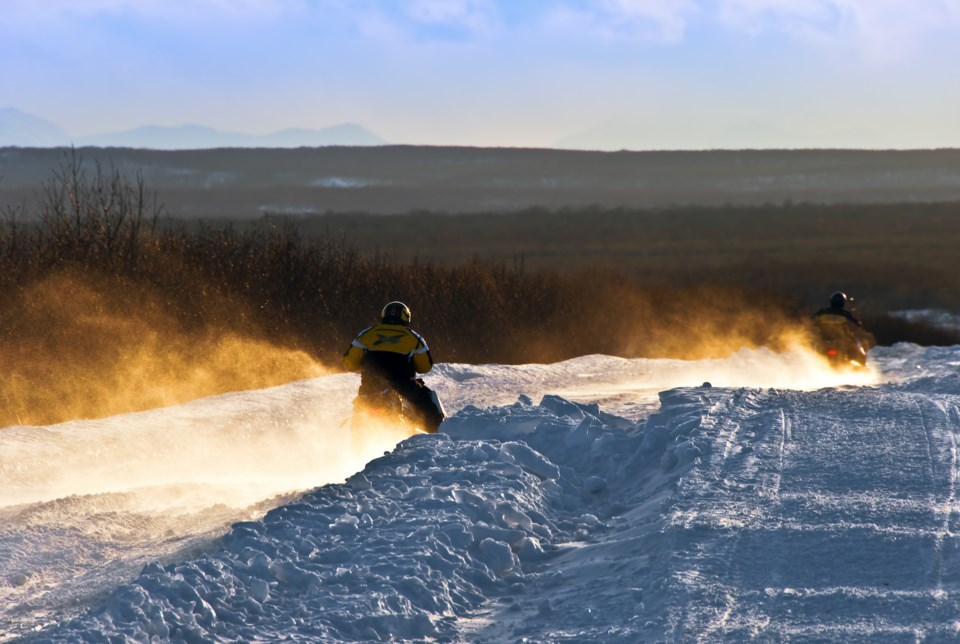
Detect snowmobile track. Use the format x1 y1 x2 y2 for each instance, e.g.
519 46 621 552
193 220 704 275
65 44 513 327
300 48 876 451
662 387 960 641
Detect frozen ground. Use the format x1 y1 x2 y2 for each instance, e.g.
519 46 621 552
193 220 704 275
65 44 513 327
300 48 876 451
2 343 960 641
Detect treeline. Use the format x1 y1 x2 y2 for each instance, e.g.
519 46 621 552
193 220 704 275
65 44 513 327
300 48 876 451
0 153 957 424
280 200 960 313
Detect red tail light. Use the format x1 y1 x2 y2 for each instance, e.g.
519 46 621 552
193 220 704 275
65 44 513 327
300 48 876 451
827 349 838 356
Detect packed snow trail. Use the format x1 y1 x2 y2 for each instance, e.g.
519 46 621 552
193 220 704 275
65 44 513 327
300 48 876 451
463 382 960 642
6 344 960 641
655 387 960 640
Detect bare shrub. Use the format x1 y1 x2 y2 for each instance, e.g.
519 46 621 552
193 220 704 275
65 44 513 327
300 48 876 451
32 148 162 271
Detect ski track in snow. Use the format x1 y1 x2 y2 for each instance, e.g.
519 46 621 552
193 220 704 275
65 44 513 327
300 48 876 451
3 344 960 641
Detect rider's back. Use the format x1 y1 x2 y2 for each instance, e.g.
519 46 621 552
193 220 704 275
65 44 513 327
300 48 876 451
344 322 432 395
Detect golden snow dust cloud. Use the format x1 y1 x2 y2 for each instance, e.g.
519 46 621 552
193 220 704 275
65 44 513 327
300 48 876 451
0 271 329 427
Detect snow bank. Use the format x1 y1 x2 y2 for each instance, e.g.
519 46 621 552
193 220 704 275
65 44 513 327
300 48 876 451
37 385 719 642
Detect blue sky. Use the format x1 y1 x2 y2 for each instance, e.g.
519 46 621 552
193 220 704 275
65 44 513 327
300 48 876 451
2 0 959 149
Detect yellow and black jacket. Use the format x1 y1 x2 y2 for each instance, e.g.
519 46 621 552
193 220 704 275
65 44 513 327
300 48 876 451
343 323 433 395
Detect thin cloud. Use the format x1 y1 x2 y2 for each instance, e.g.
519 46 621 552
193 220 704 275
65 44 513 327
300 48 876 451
605 0 699 41
543 0 699 43
5 0 959 52
405 0 496 26
393 0 500 39
333 0 696 43
716 0 960 59
297 0 501 44
0 0 303 23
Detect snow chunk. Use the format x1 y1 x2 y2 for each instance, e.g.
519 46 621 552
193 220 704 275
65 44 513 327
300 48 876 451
499 441 560 481
478 537 519 576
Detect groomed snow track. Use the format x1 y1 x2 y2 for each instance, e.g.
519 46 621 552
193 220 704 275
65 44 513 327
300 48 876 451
654 387 960 641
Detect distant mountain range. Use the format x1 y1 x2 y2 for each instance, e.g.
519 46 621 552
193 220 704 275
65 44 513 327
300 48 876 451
0 107 386 149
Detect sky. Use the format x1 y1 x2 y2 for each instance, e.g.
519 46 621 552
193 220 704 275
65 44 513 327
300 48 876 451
2 0 960 150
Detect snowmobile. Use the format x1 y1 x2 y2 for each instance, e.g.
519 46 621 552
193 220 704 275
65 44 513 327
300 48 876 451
351 388 414 430
350 383 444 437
811 315 868 369
819 336 868 369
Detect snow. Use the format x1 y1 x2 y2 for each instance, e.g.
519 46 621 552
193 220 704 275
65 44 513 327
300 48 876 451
3 344 960 641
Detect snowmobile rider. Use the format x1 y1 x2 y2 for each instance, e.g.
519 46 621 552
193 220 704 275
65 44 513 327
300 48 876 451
813 291 862 327
811 291 872 366
343 301 445 433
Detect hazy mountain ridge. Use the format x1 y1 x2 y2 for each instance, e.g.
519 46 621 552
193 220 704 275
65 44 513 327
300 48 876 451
0 108 70 147
0 108 385 149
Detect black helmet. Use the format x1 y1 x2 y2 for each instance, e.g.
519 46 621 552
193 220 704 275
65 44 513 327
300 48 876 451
381 301 411 326
830 291 848 308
